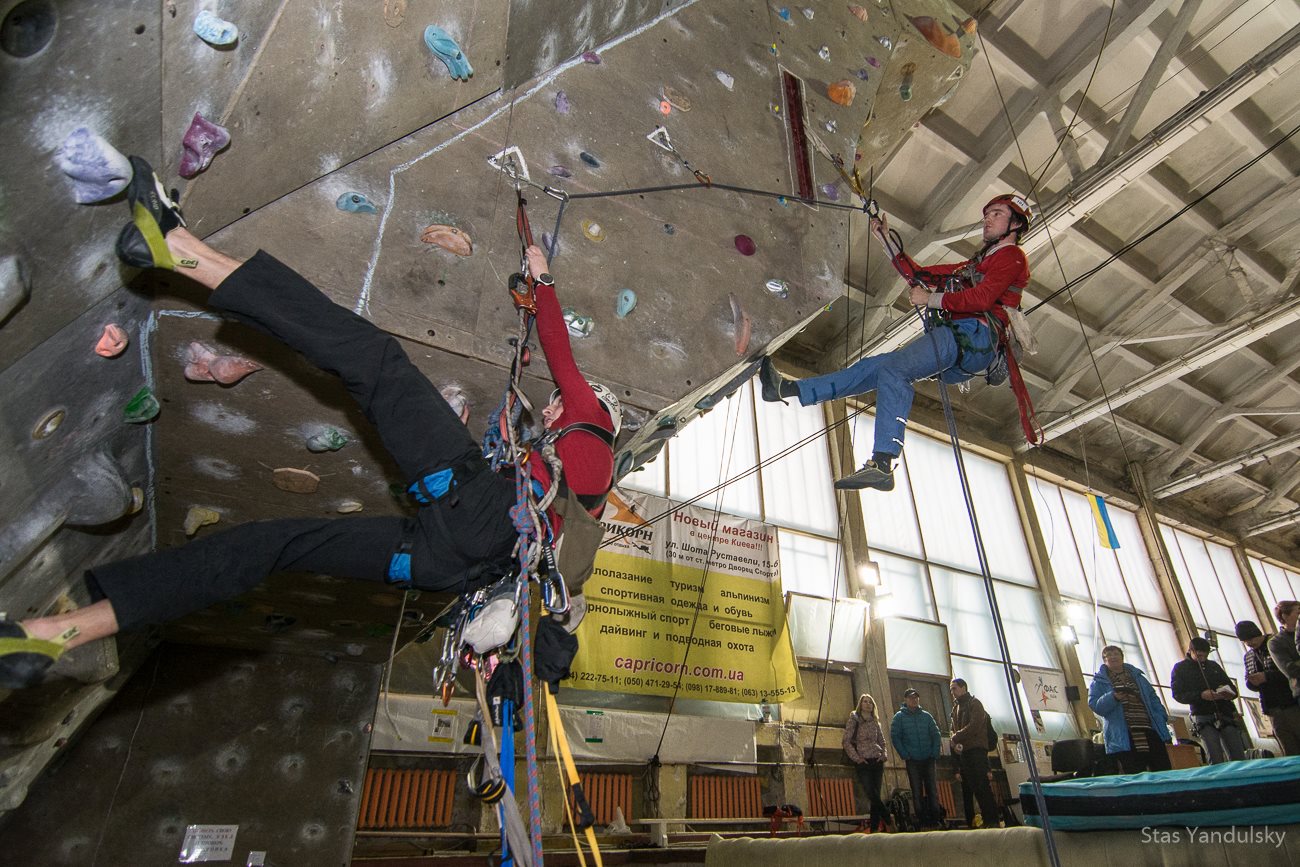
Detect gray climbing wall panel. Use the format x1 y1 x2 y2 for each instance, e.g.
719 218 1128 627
0 644 381 867
0 0 977 828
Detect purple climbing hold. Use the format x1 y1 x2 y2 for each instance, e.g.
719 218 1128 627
579 151 600 168
820 183 840 201
178 112 231 179
548 165 573 178
866 56 881 68
55 128 132 204
555 91 571 114
856 68 870 80
581 50 601 64
541 232 559 258
734 234 756 256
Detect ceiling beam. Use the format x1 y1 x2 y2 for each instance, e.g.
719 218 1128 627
1035 294 1300 444
1153 431 1300 498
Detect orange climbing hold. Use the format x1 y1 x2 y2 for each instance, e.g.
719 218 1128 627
272 467 321 494
420 224 473 257
909 16 961 58
95 323 129 357
827 79 857 107
847 5 868 23
184 341 263 385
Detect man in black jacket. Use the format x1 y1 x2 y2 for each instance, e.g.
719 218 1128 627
1171 637 1245 763
1239 619 1300 755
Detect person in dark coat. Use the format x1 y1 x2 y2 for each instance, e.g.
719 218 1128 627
1171 637 1245 763
949 678 1000 828
1238 619 1300 756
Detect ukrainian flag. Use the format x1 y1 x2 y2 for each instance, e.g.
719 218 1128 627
1088 493 1120 550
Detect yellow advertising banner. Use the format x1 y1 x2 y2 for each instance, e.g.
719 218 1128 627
569 489 802 703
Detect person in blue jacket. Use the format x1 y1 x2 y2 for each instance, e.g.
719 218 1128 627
1088 645 1172 773
890 688 944 828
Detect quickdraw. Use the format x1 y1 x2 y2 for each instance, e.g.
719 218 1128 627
646 126 712 186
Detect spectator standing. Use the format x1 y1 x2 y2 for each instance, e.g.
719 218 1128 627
949 678 1000 828
1087 645 1172 773
843 693 889 833
1238 619 1300 756
1171 637 1246 763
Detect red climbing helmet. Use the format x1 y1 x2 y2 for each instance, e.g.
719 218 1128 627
983 193 1033 230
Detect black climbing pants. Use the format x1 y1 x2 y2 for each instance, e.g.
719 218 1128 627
90 251 517 632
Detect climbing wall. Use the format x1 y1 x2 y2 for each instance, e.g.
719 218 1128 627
0 0 977 839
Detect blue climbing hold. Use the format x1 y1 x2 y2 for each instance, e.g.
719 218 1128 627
194 10 238 46
778 7 791 22
337 192 378 214
615 289 637 318
579 151 600 168
423 25 473 80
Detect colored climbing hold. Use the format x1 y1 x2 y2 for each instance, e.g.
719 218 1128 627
579 151 601 168
817 45 831 61
659 100 672 116
777 8 791 22
765 279 791 298
876 35 892 50
548 165 573 179
184 341 262 385
663 223 675 235
715 70 735 91
615 288 637 318
383 0 406 28
562 308 593 338
824 120 838 134
734 234 756 256
183 506 221 536
728 293 752 357
423 25 473 80
123 386 160 423
866 56 881 68
55 128 131 204
420 224 473 257
306 427 350 453
581 50 601 64
581 219 605 242
768 101 781 115
129 487 145 515
820 183 840 201
337 500 364 514
554 91 570 114
802 7 815 19
899 62 916 102
273 467 321 494
910 16 961 58
541 232 559 258
961 18 978 34
96 324 129 357
662 85 691 112
178 112 231 178
856 68 870 80
848 4 868 22
337 192 378 214
827 79 857 107
193 10 238 46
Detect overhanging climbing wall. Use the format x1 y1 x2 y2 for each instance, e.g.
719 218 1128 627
0 0 977 832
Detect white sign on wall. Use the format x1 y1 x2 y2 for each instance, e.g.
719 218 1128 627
1018 666 1071 713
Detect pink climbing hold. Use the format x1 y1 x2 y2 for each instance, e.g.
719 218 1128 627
734 234 756 256
729 293 753 357
95 323 129 358
184 341 262 385
581 50 601 64
178 112 231 178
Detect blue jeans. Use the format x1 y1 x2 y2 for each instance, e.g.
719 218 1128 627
794 318 995 456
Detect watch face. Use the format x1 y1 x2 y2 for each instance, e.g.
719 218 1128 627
538 273 554 285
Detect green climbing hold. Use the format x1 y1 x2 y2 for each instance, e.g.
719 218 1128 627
615 288 637 318
123 386 160 423
307 427 350 452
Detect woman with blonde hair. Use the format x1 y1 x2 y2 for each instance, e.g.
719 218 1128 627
843 693 889 832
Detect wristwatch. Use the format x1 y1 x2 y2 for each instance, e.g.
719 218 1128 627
536 272 555 286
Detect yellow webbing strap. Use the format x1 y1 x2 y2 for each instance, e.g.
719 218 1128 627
544 687 603 867
548 715 588 867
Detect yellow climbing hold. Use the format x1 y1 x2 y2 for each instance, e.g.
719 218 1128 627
183 506 221 536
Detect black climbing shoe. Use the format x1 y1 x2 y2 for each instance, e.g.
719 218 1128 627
834 460 895 492
0 620 77 689
758 356 789 404
124 156 185 236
